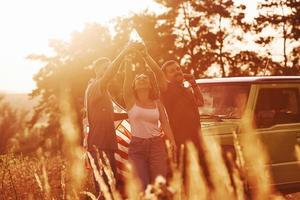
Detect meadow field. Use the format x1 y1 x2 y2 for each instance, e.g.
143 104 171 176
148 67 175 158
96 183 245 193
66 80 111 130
1 135 300 199
1 94 300 200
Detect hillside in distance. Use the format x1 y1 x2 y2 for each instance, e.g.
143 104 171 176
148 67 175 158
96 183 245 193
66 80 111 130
1 92 38 111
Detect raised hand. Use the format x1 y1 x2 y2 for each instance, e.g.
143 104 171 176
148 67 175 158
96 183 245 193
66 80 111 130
183 74 197 86
126 42 147 56
135 43 147 56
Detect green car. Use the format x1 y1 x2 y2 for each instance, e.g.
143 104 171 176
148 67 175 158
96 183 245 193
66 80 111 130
197 76 300 191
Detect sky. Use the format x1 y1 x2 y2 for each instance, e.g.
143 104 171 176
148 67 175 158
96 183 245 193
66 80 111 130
0 0 258 93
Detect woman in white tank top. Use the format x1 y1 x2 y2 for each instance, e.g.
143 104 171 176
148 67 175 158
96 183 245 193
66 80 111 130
123 57 176 189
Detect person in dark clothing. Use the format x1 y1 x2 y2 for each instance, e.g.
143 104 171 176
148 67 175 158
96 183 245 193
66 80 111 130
160 60 203 147
159 60 213 187
83 46 131 198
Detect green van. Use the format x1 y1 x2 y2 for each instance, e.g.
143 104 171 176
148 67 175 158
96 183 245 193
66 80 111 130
197 76 300 191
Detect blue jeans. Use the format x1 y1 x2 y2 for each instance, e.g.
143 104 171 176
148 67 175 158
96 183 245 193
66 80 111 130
128 136 167 189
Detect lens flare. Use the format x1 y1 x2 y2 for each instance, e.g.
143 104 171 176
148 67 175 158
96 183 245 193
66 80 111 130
129 29 144 44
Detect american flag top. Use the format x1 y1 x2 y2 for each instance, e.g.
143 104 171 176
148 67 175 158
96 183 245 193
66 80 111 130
113 101 132 179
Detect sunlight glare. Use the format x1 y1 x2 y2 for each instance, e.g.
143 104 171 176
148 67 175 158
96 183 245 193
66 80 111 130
129 29 145 44
0 0 161 93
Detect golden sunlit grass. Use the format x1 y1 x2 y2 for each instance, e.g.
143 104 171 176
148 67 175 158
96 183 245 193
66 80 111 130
59 93 87 199
0 138 299 200
296 145 300 165
239 113 284 200
185 142 208 200
1 96 300 200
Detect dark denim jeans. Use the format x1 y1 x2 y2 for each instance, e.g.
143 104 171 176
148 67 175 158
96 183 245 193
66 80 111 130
128 136 167 189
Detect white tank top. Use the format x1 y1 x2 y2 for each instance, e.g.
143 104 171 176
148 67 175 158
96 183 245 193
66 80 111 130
128 103 161 138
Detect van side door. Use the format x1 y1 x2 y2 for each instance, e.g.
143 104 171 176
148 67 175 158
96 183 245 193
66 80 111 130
252 83 300 186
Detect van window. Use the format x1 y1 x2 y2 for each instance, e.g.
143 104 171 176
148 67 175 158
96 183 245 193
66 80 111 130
199 85 250 119
254 88 300 128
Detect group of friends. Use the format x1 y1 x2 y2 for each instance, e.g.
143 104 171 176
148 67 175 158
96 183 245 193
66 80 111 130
83 43 205 197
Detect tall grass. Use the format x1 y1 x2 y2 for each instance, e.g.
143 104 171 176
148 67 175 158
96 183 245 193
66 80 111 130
296 145 300 164
59 93 87 199
185 142 208 200
238 113 283 200
1 96 300 199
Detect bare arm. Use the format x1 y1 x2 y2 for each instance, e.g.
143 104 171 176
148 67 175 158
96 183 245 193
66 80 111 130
100 47 130 87
185 74 204 107
123 60 136 110
144 54 168 92
157 101 176 148
133 44 168 92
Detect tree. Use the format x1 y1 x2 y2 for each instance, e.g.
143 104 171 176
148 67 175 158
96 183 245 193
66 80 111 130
0 96 28 154
113 12 177 65
254 0 300 73
27 24 118 144
27 16 174 145
154 0 218 77
228 51 282 76
27 1 300 148
289 0 300 69
154 0 252 77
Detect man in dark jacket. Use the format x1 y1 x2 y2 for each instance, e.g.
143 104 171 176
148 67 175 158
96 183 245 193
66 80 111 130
83 46 131 197
160 60 203 148
136 48 203 148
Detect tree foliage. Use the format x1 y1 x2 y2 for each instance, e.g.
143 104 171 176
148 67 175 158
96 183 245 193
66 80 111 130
254 0 300 72
27 24 118 138
0 96 28 154
26 0 300 148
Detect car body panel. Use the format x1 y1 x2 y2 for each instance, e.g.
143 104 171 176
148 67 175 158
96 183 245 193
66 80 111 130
198 77 300 189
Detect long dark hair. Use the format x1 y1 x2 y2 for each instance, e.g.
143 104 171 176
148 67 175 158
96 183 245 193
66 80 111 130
132 69 160 101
